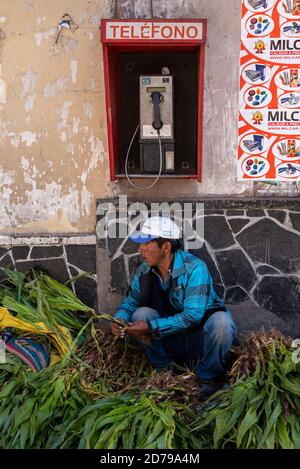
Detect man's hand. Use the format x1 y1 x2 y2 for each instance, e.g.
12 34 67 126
111 318 127 338
126 320 151 341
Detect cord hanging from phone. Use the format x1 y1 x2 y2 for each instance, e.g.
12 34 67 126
125 125 163 190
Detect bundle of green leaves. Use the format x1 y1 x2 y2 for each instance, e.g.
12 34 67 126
192 331 300 449
50 393 201 449
0 362 92 448
0 268 94 334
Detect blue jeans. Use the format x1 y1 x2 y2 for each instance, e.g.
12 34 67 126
131 307 236 380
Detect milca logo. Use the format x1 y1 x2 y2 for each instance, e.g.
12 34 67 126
270 39 300 58
270 39 300 51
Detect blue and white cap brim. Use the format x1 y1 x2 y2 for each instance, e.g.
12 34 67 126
129 233 158 244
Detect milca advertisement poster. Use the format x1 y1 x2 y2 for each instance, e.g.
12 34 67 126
238 0 300 181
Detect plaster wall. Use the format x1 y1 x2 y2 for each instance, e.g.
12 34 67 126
0 0 298 238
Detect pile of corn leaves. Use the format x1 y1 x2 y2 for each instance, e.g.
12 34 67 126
0 268 93 333
192 331 300 449
0 268 300 449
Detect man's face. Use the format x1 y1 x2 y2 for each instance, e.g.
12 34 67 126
138 240 166 266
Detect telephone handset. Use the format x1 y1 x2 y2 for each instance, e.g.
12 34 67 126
150 91 163 131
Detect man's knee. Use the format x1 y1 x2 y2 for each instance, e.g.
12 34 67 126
131 307 160 322
203 311 236 344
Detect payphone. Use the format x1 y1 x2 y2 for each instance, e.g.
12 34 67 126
125 70 175 189
139 75 174 174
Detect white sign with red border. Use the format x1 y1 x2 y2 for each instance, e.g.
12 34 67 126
102 20 205 42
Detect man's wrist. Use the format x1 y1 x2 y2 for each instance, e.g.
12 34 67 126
114 313 127 324
146 319 160 338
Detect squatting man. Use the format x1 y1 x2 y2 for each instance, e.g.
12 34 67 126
111 216 236 398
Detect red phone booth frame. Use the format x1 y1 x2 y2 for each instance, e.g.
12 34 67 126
101 19 207 182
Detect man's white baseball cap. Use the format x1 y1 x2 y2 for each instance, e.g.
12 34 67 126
130 216 181 244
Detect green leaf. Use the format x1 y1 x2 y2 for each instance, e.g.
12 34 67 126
288 414 300 449
29 404 37 445
259 400 282 448
36 396 55 425
213 409 234 448
264 431 275 449
281 377 300 397
136 411 153 448
143 419 165 447
20 422 30 449
0 380 19 399
277 416 292 449
14 398 35 428
236 406 258 448
78 413 98 449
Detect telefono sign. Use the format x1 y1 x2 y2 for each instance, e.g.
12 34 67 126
102 20 205 42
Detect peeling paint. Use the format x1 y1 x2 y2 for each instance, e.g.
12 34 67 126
60 132 67 142
21 68 38 113
72 157 78 169
25 95 36 112
0 170 14 229
21 68 38 98
72 117 80 135
10 134 21 148
5 209 79 234
83 101 93 120
0 130 39 148
21 131 37 146
23 162 38 188
0 169 14 187
35 28 56 46
44 77 70 98
0 3 113 236
67 144 75 155
36 16 46 26
0 182 81 232
50 37 78 55
60 101 72 120
57 101 73 132
21 156 30 171
70 60 78 84
0 78 6 104
81 185 92 216
88 133 105 166
80 134 105 186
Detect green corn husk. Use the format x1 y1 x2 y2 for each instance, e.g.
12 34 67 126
0 363 92 449
0 333 198 450
192 331 300 449
36 274 93 314
1 268 94 333
2 294 39 323
50 393 200 449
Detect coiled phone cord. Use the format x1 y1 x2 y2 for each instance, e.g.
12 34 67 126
125 124 163 190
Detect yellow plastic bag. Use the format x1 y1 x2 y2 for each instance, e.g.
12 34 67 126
0 307 72 363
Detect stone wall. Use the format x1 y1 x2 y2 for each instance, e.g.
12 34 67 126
96 198 300 338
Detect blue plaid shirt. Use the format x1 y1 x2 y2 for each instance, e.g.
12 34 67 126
115 249 227 338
